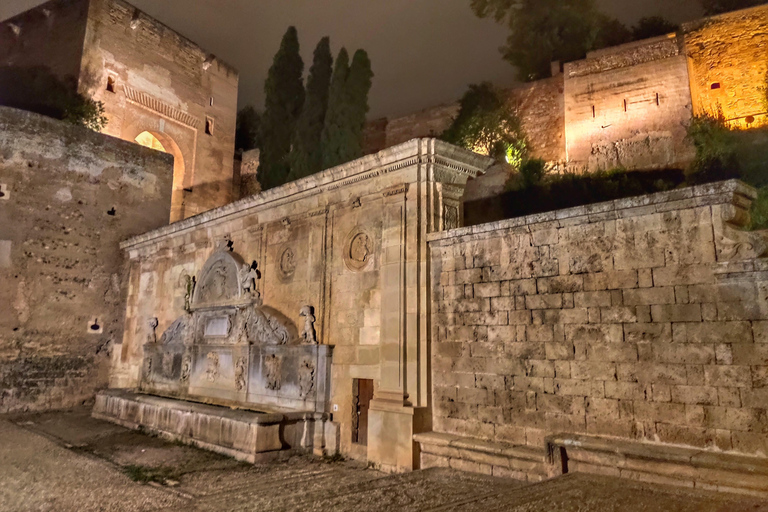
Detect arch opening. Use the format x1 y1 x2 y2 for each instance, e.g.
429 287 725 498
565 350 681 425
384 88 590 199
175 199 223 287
134 131 186 223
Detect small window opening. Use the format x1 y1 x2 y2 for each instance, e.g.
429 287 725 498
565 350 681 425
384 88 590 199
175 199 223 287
711 82 721 90
623 99 628 112
106 75 116 93
209 97 214 107
656 93 660 106
592 105 596 119
205 117 214 135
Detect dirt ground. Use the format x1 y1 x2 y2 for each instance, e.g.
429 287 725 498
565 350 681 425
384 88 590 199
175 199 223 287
1 408 767 512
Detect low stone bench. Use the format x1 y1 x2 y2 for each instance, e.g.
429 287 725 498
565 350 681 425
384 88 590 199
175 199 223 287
548 433 768 498
413 432 550 482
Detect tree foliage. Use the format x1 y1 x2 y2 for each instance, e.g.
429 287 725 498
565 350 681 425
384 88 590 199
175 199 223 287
320 48 351 171
345 50 374 159
289 37 333 181
259 26 305 190
441 82 528 166
470 0 678 81
235 106 260 154
0 66 107 131
631 16 679 40
699 0 768 15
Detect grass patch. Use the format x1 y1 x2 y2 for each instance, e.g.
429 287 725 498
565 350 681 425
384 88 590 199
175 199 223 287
748 187 768 231
123 465 180 485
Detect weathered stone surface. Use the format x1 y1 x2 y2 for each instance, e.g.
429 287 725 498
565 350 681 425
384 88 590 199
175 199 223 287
428 180 768 486
0 106 173 414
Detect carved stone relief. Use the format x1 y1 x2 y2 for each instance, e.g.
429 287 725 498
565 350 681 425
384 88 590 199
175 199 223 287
159 315 191 345
147 318 158 344
278 247 296 281
180 355 191 383
264 354 282 391
444 204 460 231
344 229 373 272
299 360 315 399
300 305 317 344
206 352 220 383
235 356 247 391
192 247 244 307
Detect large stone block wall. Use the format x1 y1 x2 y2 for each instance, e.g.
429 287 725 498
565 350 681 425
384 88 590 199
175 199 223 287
684 6 768 129
1 0 239 222
428 180 768 458
0 106 173 413
564 36 695 171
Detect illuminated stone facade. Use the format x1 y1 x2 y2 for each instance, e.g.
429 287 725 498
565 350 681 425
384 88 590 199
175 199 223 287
0 0 239 222
365 5 768 174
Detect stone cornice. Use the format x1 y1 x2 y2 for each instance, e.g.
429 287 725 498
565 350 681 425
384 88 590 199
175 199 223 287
428 180 757 246
121 139 494 251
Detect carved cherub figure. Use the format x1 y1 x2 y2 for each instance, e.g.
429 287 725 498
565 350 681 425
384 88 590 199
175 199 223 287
240 261 260 296
147 317 158 344
300 305 317 344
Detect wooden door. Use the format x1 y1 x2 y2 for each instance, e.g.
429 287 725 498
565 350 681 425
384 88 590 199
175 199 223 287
353 379 374 445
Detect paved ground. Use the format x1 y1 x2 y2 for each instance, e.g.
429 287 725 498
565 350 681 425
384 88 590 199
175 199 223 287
2 409 768 512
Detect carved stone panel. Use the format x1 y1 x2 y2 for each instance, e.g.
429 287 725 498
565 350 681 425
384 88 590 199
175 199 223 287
264 354 282 391
277 246 297 282
343 228 374 272
192 249 245 307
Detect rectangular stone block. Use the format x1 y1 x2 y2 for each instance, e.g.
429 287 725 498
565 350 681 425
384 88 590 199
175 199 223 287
650 304 702 323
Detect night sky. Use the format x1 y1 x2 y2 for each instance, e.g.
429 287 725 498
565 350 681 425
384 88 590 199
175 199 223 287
1 0 703 119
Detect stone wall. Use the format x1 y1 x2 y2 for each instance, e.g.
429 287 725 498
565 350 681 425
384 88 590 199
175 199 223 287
684 5 768 129
428 180 768 462
1 0 239 222
0 106 173 413
564 35 695 171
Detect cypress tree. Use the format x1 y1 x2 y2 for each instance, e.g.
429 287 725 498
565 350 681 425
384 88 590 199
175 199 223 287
345 49 374 162
288 37 333 181
259 26 304 190
321 48 351 171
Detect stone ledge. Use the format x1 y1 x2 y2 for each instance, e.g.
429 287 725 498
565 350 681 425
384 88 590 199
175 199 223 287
548 433 768 497
414 431 549 482
428 180 756 245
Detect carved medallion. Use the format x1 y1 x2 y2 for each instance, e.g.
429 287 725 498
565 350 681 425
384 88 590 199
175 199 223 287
235 356 247 391
299 360 315 399
264 354 282 391
278 247 296 281
344 229 374 272
206 352 220 383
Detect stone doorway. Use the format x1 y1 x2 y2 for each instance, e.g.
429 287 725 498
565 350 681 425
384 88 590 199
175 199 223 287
352 379 374 446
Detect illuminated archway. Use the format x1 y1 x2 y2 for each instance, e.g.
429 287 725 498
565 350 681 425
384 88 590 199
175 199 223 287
134 131 186 223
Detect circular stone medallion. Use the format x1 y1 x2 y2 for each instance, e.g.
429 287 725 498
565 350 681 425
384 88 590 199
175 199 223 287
278 246 296 281
344 229 374 272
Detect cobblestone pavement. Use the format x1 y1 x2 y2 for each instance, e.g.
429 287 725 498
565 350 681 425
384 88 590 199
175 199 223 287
2 409 768 512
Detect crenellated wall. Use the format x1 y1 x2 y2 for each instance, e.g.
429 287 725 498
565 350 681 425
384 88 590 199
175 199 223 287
0 106 173 413
425 180 768 489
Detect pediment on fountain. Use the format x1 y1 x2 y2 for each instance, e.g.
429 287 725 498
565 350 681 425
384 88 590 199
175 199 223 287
191 247 248 309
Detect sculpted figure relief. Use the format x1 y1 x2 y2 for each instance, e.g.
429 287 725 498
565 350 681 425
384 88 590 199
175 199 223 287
180 273 196 313
345 230 373 271
239 261 260 296
147 318 158 344
299 360 315 399
235 356 247 391
278 247 296 280
300 306 317 344
206 352 220 383
264 354 282 391
180 355 191 383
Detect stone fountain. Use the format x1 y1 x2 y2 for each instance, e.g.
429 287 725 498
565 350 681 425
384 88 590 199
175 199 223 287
93 244 333 462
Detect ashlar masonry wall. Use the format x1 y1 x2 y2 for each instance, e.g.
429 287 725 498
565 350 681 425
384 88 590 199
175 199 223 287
427 181 768 464
0 106 173 413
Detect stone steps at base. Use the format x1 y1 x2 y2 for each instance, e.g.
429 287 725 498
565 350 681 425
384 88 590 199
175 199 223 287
416 431 768 497
548 433 768 498
413 432 550 482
